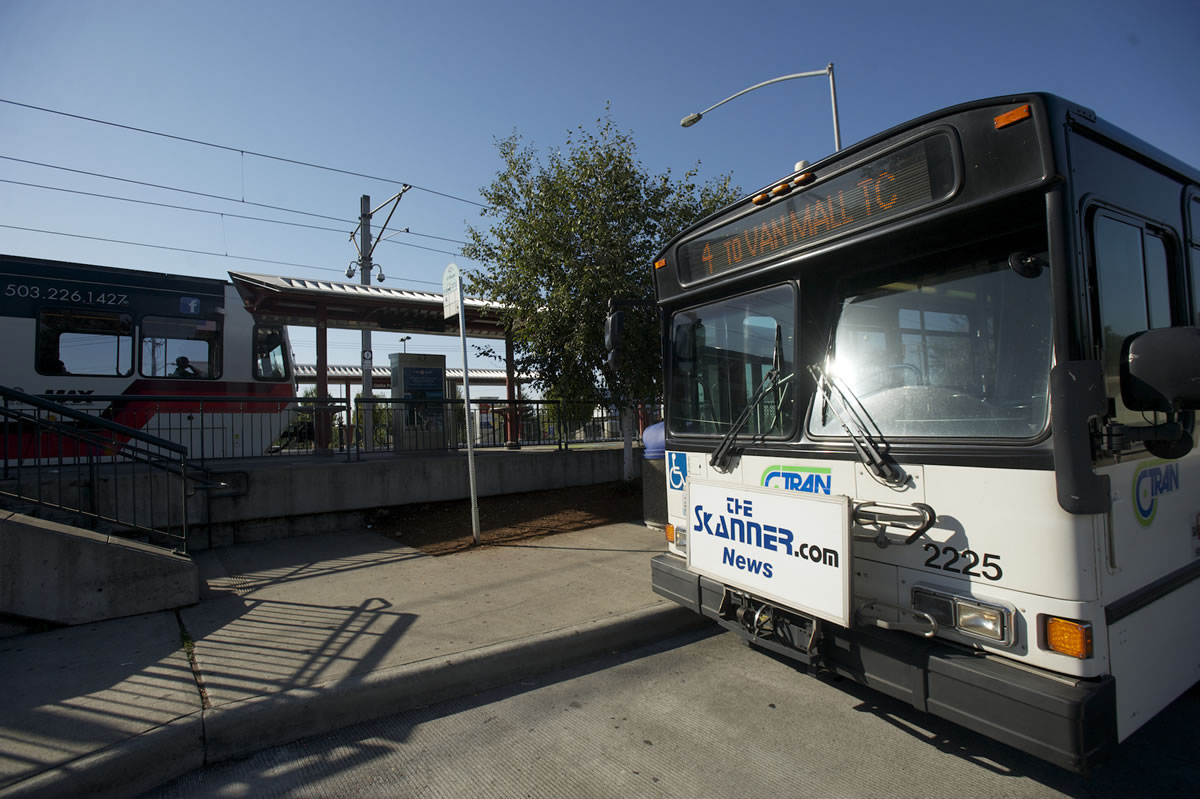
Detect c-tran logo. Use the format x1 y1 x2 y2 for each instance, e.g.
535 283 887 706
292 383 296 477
761 464 831 495
1134 461 1180 526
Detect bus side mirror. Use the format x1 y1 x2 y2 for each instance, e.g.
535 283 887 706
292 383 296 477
604 310 625 371
1121 327 1200 412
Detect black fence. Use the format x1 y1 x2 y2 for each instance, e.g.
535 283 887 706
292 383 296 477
346 398 659 454
346 398 661 455
1 386 193 553
3 389 659 461
6 394 351 465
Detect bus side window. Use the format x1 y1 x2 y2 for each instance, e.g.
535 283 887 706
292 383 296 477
36 309 134 377
140 316 222 379
253 325 289 380
1090 211 1179 433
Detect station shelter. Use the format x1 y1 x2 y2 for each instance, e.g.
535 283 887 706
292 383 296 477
228 272 522 448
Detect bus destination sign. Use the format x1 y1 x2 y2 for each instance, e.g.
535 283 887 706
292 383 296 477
679 134 956 282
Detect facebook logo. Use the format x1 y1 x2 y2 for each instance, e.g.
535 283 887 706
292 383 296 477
668 452 687 491
180 297 201 314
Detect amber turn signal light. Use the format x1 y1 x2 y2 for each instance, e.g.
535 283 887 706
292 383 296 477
1045 616 1093 659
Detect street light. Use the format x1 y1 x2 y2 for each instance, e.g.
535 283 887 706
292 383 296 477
680 63 841 152
399 335 411 353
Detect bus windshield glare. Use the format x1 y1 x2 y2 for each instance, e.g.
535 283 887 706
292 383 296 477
810 251 1052 439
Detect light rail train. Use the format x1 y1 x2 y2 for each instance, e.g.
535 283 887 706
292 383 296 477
1 254 297 460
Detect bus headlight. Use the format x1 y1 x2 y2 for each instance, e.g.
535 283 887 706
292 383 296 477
912 588 1013 645
911 588 954 627
955 599 1007 642
668 523 688 553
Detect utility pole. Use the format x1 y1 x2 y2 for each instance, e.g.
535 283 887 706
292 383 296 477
359 194 374 451
349 187 409 452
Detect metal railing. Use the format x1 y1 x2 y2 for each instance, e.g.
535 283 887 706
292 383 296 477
260 397 354 460
3 387 657 465
349 398 662 455
1 386 194 553
21 394 353 465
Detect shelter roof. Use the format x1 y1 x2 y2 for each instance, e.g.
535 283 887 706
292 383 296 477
228 272 507 339
294 364 516 386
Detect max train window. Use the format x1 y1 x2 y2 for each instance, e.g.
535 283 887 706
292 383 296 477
140 316 222 379
37 309 134 376
254 325 289 380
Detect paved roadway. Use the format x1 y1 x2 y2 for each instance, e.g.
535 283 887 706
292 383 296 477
143 629 1198 798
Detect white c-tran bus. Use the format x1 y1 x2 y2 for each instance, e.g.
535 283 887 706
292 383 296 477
627 93 1200 771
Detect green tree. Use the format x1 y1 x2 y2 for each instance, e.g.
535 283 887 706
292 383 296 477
463 113 739 409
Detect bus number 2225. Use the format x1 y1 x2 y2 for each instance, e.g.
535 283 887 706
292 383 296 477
923 544 1003 581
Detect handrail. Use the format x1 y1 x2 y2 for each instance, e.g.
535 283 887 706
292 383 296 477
47 394 303 405
0 385 186 455
1 386 197 554
10 390 350 463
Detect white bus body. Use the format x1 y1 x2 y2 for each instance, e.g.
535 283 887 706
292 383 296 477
643 94 1200 771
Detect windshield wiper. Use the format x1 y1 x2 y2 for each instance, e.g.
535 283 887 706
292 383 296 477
709 369 790 469
710 325 791 470
808 363 906 486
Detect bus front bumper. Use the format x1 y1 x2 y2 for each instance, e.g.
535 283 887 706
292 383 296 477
651 552 1117 773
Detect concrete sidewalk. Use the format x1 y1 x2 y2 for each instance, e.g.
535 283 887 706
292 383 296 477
0 522 702 798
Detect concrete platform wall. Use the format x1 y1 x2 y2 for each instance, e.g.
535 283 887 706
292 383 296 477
0 447 638 624
0 511 199 625
193 447 641 549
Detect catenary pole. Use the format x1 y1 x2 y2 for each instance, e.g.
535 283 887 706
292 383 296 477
359 195 374 450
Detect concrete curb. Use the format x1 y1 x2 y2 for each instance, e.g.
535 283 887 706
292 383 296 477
203 603 708 763
0 603 707 799
0 714 205 799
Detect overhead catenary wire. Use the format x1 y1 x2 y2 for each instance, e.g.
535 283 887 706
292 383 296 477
0 222 445 287
0 177 347 233
0 173 468 255
1 154 348 224
0 100 478 284
0 97 489 209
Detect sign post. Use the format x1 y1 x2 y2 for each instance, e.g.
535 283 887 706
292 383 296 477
443 263 481 545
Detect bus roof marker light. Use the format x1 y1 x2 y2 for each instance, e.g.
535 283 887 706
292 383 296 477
792 172 816 187
994 104 1032 130
752 193 771 206
1045 617 1093 659
654 258 667 269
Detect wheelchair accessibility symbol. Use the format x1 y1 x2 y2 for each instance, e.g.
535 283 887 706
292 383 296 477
668 452 687 491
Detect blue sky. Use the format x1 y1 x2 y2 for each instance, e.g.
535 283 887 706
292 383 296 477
2 0 1198 386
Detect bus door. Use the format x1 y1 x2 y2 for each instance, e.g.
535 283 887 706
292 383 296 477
1075 135 1200 738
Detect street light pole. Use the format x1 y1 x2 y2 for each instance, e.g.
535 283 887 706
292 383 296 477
680 63 841 152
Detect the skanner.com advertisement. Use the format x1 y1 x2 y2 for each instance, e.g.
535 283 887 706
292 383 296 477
687 481 851 626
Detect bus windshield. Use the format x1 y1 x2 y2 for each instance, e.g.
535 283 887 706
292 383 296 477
669 284 796 438
809 250 1052 440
